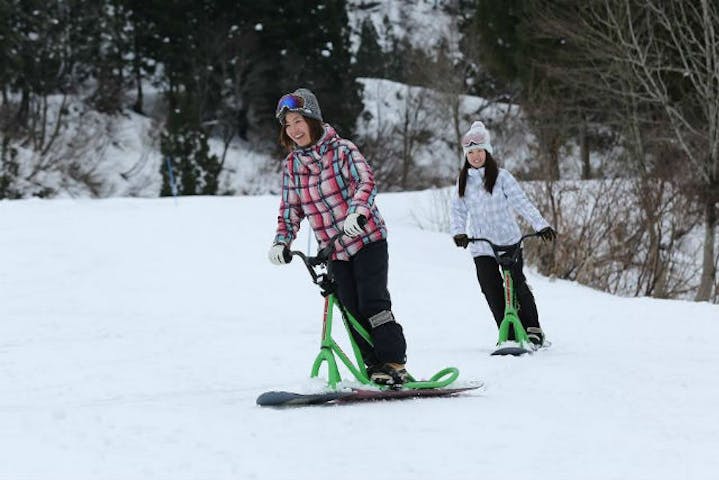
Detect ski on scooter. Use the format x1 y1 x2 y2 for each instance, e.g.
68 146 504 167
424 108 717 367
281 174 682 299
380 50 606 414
256 382 483 407
492 344 533 356
491 340 551 356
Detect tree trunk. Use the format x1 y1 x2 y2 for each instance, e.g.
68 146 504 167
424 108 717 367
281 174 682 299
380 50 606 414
580 118 591 179
547 136 561 180
133 62 144 114
695 199 717 301
15 88 29 128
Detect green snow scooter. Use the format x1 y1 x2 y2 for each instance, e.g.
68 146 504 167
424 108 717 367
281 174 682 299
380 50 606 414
257 227 481 407
468 232 544 356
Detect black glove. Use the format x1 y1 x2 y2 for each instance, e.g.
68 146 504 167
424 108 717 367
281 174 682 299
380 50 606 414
453 234 469 248
538 227 557 242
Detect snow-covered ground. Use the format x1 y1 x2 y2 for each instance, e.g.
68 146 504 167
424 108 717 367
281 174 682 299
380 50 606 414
1 192 717 480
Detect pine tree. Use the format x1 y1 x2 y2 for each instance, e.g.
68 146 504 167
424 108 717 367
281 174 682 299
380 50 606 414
460 0 572 180
0 0 18 103
152 0 239 195
258 0 363 138
160 97 221 196
7 1 65 125
381 15 404 82
0 137 21 199
90 0 133 113
355 17 385 79
116 0 162 114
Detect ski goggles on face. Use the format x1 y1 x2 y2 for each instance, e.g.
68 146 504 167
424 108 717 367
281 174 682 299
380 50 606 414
275 94 305 119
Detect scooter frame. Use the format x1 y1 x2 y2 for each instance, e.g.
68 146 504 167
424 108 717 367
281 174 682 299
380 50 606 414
469 232 541 356
283 234 459 389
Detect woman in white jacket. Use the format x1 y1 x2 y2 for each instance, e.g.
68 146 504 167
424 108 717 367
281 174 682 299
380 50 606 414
450 121 556 347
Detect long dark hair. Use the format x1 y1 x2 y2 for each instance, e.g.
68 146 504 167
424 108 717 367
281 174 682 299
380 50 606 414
278 116 325 152
458 151 499 197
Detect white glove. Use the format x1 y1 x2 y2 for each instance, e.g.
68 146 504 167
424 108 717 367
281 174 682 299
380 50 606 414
343 213 365 237
268 243 288 265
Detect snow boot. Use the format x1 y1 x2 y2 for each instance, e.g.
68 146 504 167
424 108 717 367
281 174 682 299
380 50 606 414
369 362 410 386
527 327 545 347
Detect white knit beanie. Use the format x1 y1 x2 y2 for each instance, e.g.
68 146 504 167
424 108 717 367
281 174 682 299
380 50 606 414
461 121 493 156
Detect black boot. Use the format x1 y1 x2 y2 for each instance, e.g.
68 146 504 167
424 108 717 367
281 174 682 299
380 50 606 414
527 327 545 347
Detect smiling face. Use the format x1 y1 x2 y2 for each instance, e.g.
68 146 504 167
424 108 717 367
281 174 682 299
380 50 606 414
284 112 312 147
466 148 486 168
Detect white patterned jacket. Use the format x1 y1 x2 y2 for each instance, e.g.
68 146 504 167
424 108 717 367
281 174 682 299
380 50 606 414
450 167 550 258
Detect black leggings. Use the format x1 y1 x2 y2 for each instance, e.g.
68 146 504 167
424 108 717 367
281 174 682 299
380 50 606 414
473 251 540 339
330 240 407 366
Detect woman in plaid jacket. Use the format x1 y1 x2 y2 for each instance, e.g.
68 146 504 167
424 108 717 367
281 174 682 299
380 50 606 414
267 88 409 385
450 121 556 347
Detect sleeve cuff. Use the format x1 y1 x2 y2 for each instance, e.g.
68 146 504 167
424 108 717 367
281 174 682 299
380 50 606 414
349 204 370 218
273 235 291 245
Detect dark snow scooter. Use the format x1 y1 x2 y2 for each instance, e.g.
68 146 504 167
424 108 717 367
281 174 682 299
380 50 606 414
257 224 481 407
468 232 546 356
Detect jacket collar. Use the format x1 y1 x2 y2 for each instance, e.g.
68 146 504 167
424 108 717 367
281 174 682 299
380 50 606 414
295 124 337 158
467 166 485 177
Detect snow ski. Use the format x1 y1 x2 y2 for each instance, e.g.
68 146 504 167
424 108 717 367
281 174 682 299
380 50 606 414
256 382 483 407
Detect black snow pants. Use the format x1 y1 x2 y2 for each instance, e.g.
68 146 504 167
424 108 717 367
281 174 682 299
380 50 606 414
473 250 541 339
329 240 407 366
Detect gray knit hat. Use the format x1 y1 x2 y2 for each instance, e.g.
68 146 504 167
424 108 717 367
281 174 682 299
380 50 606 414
275 88 323 124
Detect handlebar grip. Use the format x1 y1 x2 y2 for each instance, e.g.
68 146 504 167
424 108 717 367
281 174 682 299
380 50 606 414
282 247 293 264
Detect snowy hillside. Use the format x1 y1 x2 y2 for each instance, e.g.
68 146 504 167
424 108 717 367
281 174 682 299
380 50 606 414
348 0 459 51
3 0 469 201
1 192 717 479
12 80 525 198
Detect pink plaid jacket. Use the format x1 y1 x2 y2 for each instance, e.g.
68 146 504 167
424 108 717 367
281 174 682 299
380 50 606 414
273 125 387 261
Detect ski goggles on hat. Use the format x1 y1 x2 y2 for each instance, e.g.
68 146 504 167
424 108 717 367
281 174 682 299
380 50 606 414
275 94 307 119
461 133 488 148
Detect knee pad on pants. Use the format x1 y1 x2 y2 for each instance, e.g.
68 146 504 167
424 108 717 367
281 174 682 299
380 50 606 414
368 310 395 329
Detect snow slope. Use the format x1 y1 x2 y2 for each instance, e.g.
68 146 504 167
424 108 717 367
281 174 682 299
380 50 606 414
1 192 717 480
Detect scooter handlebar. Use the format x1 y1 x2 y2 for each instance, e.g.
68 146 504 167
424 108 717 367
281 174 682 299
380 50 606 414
467 232 543 259
284 215 368 267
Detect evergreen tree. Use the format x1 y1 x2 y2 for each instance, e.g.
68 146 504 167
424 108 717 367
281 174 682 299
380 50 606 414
65 1 105 81
7 1 67 125
381 15 404 81
119 0 163 114
460 0 576 179
160 95 220 196
258 0 362 138
89 0 133 113
354 17 385 79
458 0 529 97
153 0 240 194
0 137 21 199
0 0 18 102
